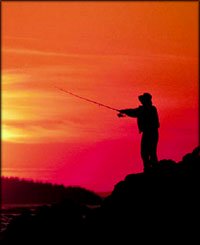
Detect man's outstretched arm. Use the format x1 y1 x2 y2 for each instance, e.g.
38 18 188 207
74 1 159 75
118 108 139 118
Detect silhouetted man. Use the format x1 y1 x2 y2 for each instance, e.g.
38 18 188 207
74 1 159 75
118 93 160 172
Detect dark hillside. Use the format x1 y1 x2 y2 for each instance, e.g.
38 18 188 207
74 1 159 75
1 177 102 206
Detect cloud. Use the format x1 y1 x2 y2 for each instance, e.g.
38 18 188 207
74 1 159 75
3 47 78 57
4 35 39 41
2 122 83 144
4 46 194 60
4 119 67 129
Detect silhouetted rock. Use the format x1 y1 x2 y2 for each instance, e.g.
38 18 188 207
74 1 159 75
1 146 199 244
98 146 200 242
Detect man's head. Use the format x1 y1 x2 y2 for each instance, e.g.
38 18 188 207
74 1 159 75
138 93 152 105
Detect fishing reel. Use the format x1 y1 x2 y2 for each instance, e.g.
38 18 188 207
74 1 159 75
117 112 126 118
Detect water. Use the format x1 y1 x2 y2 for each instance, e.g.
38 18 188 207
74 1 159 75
0 202 100 237
0 203 48 235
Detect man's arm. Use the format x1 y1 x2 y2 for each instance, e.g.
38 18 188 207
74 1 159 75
118 108 139 118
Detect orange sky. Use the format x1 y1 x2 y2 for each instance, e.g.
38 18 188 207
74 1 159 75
2 1 199 192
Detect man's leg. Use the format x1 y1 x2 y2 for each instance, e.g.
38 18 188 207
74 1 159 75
149 130 159 167
141 133 151 172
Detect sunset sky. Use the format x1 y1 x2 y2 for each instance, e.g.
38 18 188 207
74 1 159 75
2 1 198 192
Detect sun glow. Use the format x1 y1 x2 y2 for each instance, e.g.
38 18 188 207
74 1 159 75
2 125 29 143
2 74 15 142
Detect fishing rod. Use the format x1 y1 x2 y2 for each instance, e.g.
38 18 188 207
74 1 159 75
55 86 121 112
